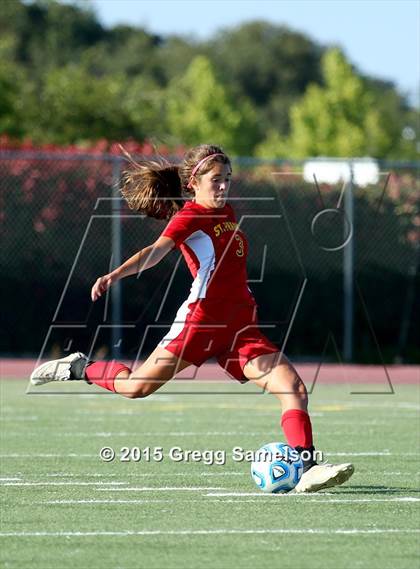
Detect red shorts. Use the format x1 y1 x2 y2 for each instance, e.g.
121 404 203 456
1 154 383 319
159 300 279 382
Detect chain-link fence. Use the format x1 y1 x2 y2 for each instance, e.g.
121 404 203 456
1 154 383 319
1 151 418 364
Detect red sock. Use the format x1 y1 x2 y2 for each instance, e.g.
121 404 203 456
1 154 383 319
281 409 313 448
85 361 131 393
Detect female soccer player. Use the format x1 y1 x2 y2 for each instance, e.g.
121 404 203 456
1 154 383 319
31 144 354 493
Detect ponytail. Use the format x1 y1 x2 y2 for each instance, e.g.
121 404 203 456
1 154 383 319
119 144 231 220
120 149 186 220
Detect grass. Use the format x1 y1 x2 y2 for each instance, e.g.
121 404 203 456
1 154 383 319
1 378 419 569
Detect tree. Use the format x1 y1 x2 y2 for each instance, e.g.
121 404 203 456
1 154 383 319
208 22 322 106
32 65 136 143
156 35 207 86
0 33 25 138
207 21 323 134
366 79 419 160
82 25 163 80
166 55 258 155
257 48 393 159
122 75 168 142
0 0 105 72
1 3 416 157
0 62 24 138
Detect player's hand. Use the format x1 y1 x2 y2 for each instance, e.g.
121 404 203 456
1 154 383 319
91 273 115 302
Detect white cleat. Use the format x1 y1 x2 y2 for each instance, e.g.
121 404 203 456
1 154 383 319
294 463 354 493
30 352 89 385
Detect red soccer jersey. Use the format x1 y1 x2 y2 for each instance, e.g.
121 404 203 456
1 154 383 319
161 200 255 306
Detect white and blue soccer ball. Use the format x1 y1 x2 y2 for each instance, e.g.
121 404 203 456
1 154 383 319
251 442 304 493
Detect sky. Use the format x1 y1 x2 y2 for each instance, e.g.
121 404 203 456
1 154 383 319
89 0 419 106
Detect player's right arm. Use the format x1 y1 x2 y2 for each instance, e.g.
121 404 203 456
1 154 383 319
91 236 175 302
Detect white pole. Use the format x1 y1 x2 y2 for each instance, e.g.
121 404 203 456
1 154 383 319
343 161 354 362
111 158 122 360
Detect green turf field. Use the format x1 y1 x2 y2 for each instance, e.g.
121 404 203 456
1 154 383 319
1 379 419 569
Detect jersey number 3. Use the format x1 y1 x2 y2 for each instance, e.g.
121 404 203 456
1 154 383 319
235 233 244 257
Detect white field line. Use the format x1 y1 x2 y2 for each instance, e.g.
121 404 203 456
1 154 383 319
311 402 420 411
205 492 299 497
205 490 418 497
71 410 327 417
295 498 420 503
0 417 39 421
94 487 226 492
0 481 127 487
348 403 420 410
7 471 416 484
327 452 394 456
0 454 96 458
43 499 197 504
1 483 226 491
41 497 420 505
0 529 419 538
70 402 419 412
327 452 420 456
45 472 246 477
4 431 277 437
204 492 306 497
314 419 418 427
205 493 420 502
202 499 420 504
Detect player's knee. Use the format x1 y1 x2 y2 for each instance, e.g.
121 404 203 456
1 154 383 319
127 385 152 399
280 367 307 399
292 376 308 402
124 378 164 399
296 376 308 397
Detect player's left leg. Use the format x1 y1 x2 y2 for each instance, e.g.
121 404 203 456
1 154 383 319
242 352 354 493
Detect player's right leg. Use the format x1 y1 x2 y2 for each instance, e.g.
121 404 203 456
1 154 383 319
30 347 192 399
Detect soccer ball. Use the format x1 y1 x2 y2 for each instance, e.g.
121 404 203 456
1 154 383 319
251 442 304 493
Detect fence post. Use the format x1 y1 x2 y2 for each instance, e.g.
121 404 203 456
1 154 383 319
343 161 354 362
396 243 419 362
111 157 122 360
